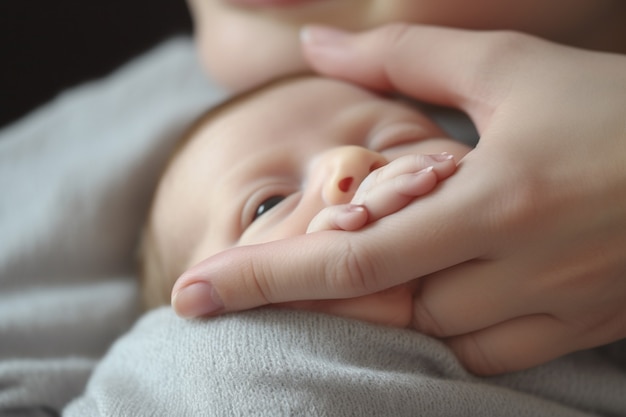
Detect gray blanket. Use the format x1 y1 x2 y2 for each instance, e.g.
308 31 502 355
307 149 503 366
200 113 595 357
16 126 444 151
1 36 624 417
66 308 626 417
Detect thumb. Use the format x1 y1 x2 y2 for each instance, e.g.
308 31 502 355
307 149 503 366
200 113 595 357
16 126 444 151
171 230 395 317
301 23 512 131
171 174 486 318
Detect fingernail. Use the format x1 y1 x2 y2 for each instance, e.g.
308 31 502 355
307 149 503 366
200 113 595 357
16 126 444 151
301 25 350 47
337 204 368 230
416 166 434 175
346 203 366 213
340 203 366 217
172 281 224 318
425 152 455 163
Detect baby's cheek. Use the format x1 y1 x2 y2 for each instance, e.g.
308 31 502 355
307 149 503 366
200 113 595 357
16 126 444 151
279 285 414 329
196 16 307 91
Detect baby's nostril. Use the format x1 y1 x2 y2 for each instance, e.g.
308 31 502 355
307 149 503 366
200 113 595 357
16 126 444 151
338 177 353 192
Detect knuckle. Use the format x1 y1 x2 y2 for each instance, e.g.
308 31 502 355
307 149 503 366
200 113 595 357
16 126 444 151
378 23 414 47
374 23 416 88
411 289 447 337
463 30 533 105
413 153 432 171
307 207 331 233
474 30 534 72
244 257 274 305
449 334 508 376
370 166 388 188
327 239 379 296
491 180 539 230
572 301 626 349
481 30 532 57
477 163 551 245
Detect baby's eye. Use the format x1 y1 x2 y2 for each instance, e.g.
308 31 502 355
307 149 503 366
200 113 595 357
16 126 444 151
253 195 286 222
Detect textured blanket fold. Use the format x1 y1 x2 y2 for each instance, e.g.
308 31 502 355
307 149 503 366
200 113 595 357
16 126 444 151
65 308 626 417
0 37 225 414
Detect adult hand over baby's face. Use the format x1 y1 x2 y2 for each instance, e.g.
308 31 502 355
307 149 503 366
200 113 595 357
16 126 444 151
173 24 626 375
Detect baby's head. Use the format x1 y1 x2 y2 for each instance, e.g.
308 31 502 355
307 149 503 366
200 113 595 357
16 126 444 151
140 75 469 324
187 0 616 90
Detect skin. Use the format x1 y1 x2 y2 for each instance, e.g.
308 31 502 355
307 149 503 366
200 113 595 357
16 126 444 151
174 25 626 376
150 77 469 327
177 0 626 375
186 0 626 91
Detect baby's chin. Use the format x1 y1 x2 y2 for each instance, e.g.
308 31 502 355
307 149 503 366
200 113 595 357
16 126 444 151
278 285 414 329
198 39 309 92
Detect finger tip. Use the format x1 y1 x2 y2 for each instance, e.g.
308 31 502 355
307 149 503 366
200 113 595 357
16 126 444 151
338 204 369 230
171 281 224 318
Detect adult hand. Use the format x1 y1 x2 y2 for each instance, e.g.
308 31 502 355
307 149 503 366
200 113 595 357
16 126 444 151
173 24 626 375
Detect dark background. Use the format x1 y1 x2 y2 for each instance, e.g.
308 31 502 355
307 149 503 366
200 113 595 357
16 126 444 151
0 1 193 128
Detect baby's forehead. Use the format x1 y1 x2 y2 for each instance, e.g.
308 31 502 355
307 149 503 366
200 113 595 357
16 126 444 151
183 75 453 176
179 76 439 166
195 75 322 126
176 80 293 150
193 75 383 133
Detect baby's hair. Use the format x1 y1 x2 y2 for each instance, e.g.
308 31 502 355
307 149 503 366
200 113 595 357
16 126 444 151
138 72 314 310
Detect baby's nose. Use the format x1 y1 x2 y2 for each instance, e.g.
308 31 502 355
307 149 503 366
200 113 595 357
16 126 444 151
321 146 387 205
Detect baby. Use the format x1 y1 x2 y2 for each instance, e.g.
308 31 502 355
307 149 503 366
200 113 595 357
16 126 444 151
141 75 470 327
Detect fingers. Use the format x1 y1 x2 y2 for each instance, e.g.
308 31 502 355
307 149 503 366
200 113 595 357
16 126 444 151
306 166 437 234
172 172 489 318
352 153 456 216
306 204 368 233
357 153 455 190
307 153 456 233
445 315 574 375
411 259 539 338
278 283 415 329
301 24 527 130
355 166 438 220
172 153 494 318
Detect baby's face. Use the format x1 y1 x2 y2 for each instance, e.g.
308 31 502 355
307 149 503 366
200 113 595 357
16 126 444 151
187 0 613 90
151 77 467 282
148 77 469 323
